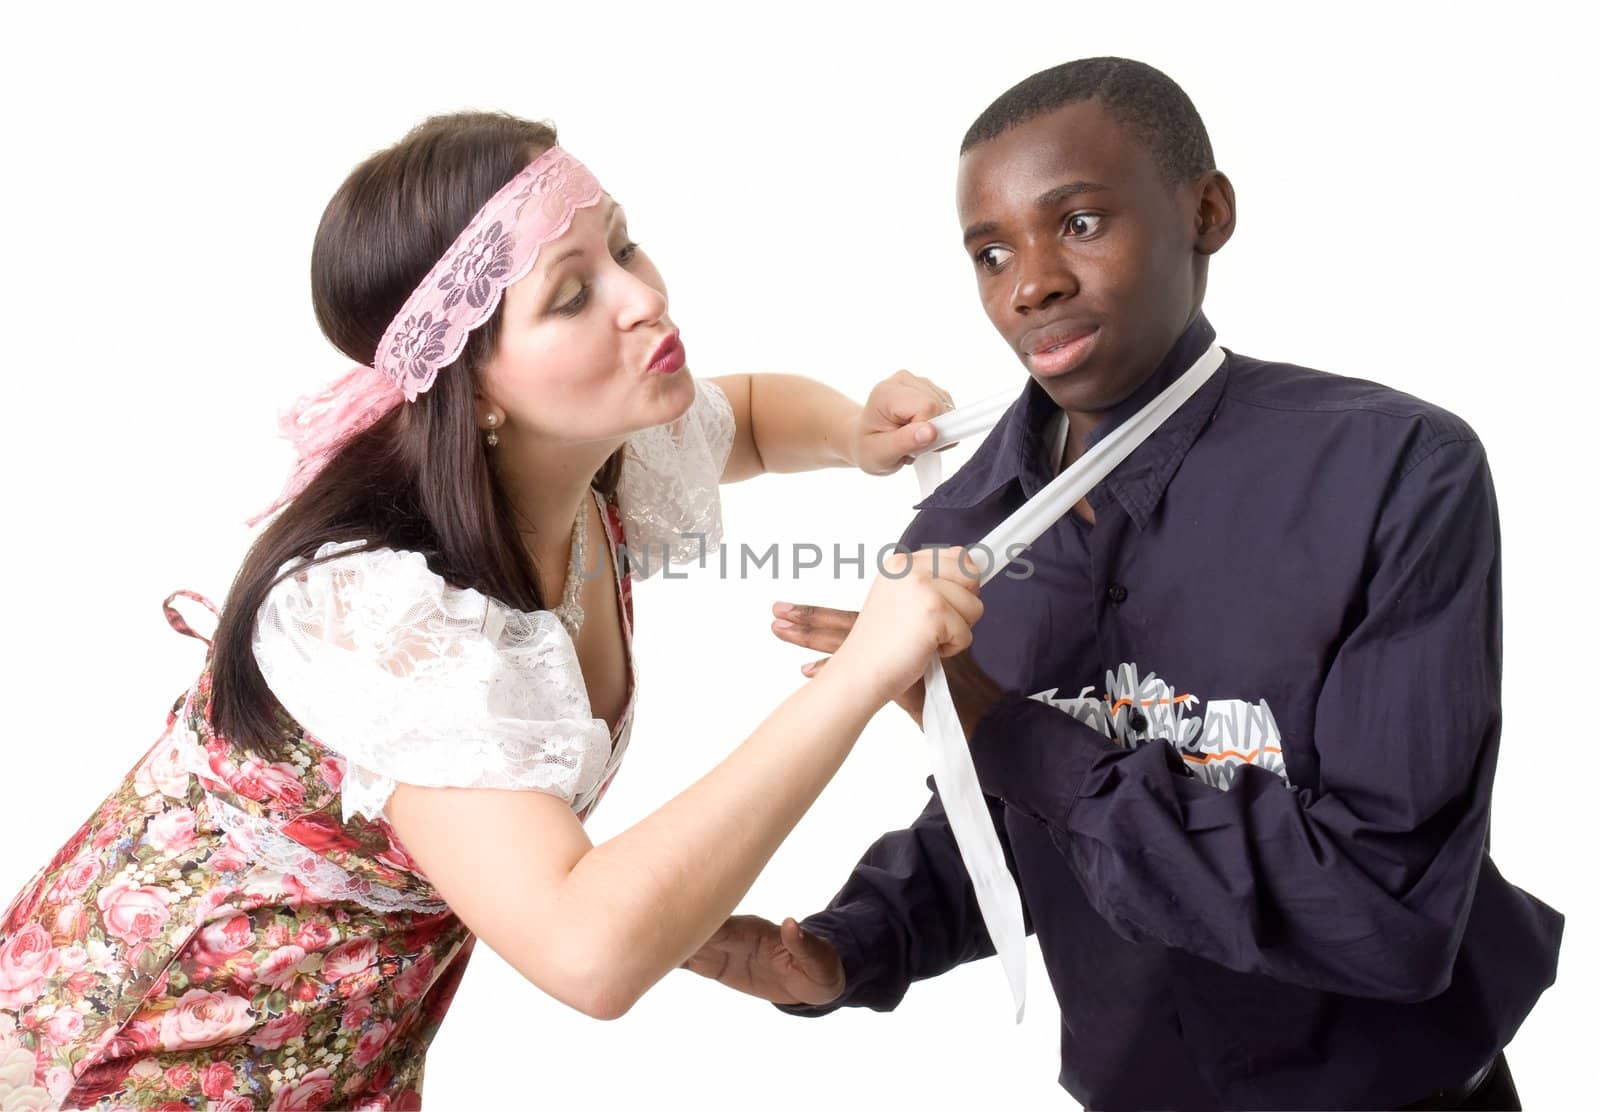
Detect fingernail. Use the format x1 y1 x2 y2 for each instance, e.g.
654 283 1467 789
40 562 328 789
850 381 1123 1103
773 601 794 615
773 619 794 631
916 425 935 444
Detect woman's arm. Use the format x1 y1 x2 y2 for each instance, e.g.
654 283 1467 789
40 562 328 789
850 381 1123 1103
387 668 872 1021
713 371 951 483
384 547 981 1020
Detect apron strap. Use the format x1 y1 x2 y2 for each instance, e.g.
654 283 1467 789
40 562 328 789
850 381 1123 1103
162 590 221 647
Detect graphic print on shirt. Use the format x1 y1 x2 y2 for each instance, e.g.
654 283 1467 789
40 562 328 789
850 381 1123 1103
1031 663 1288 789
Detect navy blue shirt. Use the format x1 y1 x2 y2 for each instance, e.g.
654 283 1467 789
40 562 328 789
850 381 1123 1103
783 316 1562 1110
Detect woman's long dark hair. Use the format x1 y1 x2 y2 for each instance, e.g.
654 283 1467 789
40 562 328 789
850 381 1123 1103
210 112 623 758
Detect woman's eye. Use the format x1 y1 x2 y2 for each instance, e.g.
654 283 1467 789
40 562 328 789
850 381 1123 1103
1064 213 1103 237
553 283 590 316
614 240 639 264
975 245 1013 271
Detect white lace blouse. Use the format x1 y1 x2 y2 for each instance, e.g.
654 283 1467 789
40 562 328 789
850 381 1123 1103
252 377 735 823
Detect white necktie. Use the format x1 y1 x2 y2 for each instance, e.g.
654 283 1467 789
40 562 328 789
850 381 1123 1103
909 344 1225 1022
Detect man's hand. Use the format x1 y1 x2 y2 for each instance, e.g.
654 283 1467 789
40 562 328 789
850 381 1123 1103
681 915 845 1006
774 599 1008 736
849 370 954 476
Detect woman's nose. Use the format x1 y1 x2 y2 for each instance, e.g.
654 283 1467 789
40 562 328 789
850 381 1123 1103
617 271 668 330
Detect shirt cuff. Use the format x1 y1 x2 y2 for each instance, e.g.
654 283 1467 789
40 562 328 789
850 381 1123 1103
967 694 1116 827
773 903 910 1018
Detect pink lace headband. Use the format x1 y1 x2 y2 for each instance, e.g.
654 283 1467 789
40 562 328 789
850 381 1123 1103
248 145 605 524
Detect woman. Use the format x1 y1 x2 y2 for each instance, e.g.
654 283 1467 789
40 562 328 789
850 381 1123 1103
0 111 980 1109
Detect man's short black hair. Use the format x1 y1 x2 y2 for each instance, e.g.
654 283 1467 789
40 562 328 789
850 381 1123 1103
961 57 1215 184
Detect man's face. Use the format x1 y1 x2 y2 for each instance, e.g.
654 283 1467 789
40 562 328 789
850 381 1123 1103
957 99 1210 416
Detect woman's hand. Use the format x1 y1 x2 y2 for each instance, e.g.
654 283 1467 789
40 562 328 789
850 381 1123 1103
386 553 979 1023
848 370 954 476
816 547 983 709
774 601 926 722
774 587 1008 736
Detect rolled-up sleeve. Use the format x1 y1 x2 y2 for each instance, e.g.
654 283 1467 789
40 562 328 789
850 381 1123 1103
968 437 1503 1002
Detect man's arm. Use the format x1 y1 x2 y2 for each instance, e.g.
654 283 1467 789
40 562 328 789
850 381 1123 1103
777 785 1023 1015
969 437 1502 1001
678 771 1026 1014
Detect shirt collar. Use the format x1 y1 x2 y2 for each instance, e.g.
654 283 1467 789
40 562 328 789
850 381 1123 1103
915 313 1228 529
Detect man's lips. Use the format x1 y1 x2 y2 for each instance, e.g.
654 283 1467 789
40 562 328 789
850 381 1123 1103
646 331 685 374
1023 323 1100 377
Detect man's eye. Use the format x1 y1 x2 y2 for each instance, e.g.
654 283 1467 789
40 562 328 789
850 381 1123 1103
975 245 1013 271
1064 213 1103 237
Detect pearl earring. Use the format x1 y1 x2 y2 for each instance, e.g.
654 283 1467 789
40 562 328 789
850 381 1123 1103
484 413 500 448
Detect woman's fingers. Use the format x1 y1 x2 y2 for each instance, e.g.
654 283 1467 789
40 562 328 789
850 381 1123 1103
893 369 955 412
925 545 985 590
932 575 985 628
778 549 982 679
929 580 979 657
917 376 956 412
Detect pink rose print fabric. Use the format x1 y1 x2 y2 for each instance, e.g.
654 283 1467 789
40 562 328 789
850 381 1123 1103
0 497 635 1108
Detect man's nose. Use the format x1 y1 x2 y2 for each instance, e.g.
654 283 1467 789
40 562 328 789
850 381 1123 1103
1011 251 1079 315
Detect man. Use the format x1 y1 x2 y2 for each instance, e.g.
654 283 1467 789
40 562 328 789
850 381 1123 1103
683 58 1563 1110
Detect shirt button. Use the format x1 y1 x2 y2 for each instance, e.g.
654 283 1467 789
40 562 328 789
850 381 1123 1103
1107 583 1129 604
1128 710 1148 732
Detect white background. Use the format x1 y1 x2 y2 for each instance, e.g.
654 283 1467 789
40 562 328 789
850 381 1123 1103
2 1 1594 1106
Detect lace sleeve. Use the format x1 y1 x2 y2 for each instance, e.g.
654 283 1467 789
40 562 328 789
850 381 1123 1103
252 542 612 822
615 376 734 580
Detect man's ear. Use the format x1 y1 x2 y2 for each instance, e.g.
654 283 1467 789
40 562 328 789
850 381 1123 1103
1193 170 1236 256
